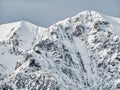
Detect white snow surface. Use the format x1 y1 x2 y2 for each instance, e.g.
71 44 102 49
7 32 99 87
0 21 47 72
0 11 120 90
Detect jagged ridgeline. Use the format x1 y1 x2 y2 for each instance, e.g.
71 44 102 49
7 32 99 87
0 11 120 90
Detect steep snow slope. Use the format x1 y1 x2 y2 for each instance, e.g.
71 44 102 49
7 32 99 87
0 11 120 90
103 15 120 37
0 21 47 72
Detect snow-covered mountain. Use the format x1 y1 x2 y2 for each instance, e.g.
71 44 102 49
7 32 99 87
0 11 120 90
0 21 47 72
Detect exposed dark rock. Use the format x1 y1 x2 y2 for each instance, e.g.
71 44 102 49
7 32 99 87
73 24 84 37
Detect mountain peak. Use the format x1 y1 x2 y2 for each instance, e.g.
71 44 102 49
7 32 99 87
0 11 120 90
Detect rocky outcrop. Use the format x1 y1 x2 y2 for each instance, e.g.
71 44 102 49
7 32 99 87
0 11 120 90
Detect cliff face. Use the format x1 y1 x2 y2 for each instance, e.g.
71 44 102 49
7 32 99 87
0 11 120 90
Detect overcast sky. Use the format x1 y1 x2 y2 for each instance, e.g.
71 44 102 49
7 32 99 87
0 0 120 27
